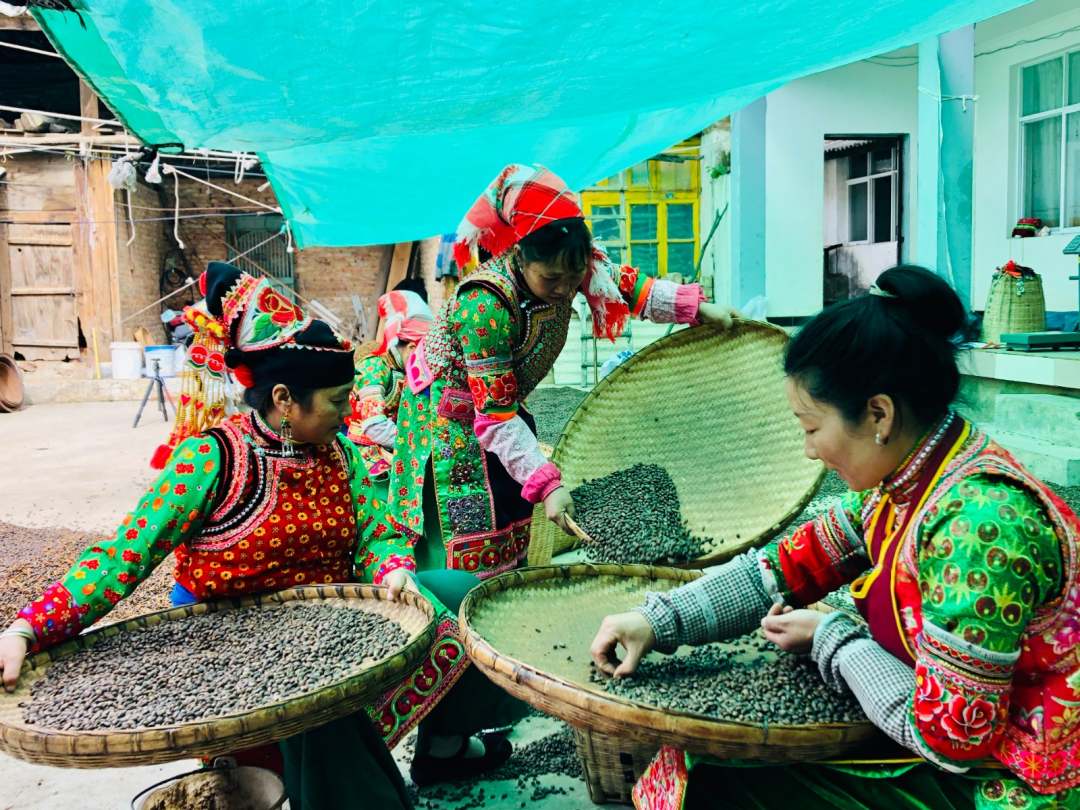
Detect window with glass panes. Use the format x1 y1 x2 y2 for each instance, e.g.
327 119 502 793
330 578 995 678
581 139 700 278
1019 49 1080 229
846 146 898 244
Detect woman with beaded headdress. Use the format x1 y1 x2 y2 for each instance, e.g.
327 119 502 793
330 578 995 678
0 262 479 808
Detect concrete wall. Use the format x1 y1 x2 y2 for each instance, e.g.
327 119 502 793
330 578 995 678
972 0 1080 313
699 122 732 304
762 58 919 317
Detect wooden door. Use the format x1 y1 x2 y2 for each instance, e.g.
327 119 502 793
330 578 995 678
8 224 78 359
0 155 79 360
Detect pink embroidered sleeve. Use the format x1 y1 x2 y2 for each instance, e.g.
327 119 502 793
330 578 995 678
453 285 554 497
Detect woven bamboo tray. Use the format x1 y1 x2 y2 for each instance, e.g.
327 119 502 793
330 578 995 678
0 584 435 768
461 565 876 764
527 321 824 568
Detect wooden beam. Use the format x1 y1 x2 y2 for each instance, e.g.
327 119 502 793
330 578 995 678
72 158 120 346
0 16 39 31
11 287 77 296
0 223 12 355
0 211 74 225
79 82 99 137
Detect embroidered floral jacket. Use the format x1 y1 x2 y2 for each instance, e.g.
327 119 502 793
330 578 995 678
640 415 1080 795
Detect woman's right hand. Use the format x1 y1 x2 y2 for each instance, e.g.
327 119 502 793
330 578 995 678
544 486 575 534
384 568 420 602
1 621 32 692
590 611 657 678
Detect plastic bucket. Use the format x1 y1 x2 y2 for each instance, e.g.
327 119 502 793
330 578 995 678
144 345 176 377
110 342 144 380
0 354 24 412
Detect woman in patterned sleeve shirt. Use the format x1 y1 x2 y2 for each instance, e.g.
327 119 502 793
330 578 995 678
592 265 1080 809
366 163 736 596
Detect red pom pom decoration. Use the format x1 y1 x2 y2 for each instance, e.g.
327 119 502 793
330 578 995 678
231 363 255 388
149 443 173 470
198 271 208 297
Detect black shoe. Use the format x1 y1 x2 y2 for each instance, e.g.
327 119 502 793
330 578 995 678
409 732 513 787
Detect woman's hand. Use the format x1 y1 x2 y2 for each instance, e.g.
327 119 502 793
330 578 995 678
590 611 657 678
760 603 823 654
384 568 420 602
544 486 575 534
697 302 740 329
1 620 32 693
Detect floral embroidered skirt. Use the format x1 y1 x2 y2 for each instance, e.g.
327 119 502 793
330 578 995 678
387 379 534 579
632 746 1078 810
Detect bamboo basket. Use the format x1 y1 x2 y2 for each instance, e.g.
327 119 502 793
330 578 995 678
527 321 824 568
572 727 659 805
461 565 877 802
0 584 435 768
981 269 1046 343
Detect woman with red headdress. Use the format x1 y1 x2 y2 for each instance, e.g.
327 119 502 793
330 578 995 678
355 164 737 781
346 286 434 478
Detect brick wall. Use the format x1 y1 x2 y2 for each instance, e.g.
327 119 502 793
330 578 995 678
111 174 396 341
170 177 392 333
114 180 171 342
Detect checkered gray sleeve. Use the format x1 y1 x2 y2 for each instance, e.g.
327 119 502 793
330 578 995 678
812 611 960 768
634 550 773 653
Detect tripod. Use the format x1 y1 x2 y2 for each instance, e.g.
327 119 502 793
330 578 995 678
133 358 174 428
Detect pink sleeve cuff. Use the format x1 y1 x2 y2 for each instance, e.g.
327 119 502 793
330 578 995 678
522 462 563 504
18 582 86 652
675 283 706 325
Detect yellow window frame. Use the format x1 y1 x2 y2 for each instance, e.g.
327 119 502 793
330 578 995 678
583 190 699 278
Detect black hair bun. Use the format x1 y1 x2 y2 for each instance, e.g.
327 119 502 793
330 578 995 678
875 265 966 340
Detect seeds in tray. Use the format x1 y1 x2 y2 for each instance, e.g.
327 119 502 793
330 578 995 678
22 601 410 731
572 464 710 565
591 628 867 726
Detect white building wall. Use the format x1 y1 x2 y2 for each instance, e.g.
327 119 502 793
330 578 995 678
763 58 919 317
972 0 1080 313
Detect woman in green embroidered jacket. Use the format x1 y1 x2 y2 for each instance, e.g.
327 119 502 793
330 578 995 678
590 266 1080 809
363 163 736 592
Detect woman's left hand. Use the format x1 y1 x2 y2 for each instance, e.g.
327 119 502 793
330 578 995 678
697 302 740 329
760 603 823 654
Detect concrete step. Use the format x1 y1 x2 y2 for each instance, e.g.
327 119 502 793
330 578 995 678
995 393 1080 445
984 425 1080 486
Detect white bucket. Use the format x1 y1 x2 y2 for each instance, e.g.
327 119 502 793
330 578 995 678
110 342 144 380
144 345 176 377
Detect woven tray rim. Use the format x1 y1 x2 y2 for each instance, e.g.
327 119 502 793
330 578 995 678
461 565 876 755
541 320 826 567
0 584 436 768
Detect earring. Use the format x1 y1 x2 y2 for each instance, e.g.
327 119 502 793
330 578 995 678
280 412 296 457
875 432 885 446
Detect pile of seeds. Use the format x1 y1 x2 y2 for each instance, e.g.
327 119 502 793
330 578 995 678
526 387 588 446
592 628 866 726
23 601 410 730
572 464 710 564
0 521 171 627
409 724 582 809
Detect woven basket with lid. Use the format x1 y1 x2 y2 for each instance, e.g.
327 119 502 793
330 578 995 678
0 585 435 768
527 321 824 567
